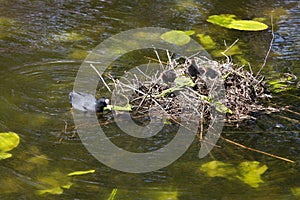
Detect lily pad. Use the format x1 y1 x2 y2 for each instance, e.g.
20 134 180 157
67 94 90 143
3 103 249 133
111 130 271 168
207 14 268 31
161 30 191 46
228 20 268 31
0 132 20 160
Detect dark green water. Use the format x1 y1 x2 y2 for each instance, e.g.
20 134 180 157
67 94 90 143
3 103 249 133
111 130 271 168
0 0 299 199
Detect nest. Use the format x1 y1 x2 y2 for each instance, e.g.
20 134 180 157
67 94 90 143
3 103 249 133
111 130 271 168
107 54 270 128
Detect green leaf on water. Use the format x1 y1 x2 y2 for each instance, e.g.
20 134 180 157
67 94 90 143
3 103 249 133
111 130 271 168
184 30 195 36
200 160 268 188
236 161 268 188
200 161 237 179
196 34 217 50
36 171 73 195
207 14 268 31
161 30 191 46
67 169 95 176
207 14 236 28
0 132 20 160
107 188 118 200
228 20 268 31
291 187 300 198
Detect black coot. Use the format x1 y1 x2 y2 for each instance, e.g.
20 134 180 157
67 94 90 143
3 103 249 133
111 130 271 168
69 91 109 113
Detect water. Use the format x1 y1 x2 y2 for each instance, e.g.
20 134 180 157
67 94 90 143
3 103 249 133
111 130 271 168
0 0 299 199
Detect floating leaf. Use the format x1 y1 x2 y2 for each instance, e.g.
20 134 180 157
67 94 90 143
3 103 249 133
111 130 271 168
291 187 300 198
200 161 237 178
36 171 73 195
0 132 20 160
184 30 195 36
236 161 268 188
201 160 268 188
107 188 118 200
207 14 236 28
67 169 95 176
207 14 268 31
161 30 191 46
228 20 268 31
267 73 298 93
212 45 242 57
0 152 13 160
196 34 216 50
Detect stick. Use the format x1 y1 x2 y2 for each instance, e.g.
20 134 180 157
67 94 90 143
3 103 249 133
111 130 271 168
256 15 274 77
221 137 295 163
90 64 112 93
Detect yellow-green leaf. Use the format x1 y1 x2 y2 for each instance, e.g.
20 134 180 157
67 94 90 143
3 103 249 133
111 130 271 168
67 169 95 176
106 105 132 111
236 161 268 188
36 187 64 195
0 152 12 160
184 30 195 36
200 161 237 178
107 188 118 200
196 34 216 50
0 132 20 153
291 187 300 198
228 20 268 31
207 14 268 31
207 14 236 27
161 30 191 46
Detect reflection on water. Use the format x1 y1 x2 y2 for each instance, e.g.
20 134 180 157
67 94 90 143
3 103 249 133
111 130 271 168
0 0 299 199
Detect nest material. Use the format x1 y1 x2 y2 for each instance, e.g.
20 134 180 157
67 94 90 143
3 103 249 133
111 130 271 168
110 55 270 125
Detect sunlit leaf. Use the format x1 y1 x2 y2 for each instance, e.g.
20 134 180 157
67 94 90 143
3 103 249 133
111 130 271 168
0 152 12 160
200 161 237 178
196 34 216 50
184 30 195 36
0 132 20 160
207 14 268 31
67 169 95 176
291 187 300 197
37 187 64 195
228 20 268 31
107 188 118 200
207 14 236 28
213 101 233 114
201 160 268 188
236 161 268 188
36 171 72 195
161 30 191 46
106 105 132 111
